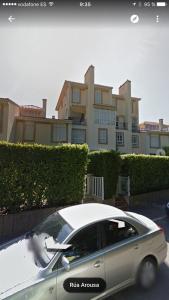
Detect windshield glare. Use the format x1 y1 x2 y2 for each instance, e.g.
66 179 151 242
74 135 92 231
29 212 72 267
35 212 72 242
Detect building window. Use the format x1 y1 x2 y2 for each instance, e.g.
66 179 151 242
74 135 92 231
116 132 124 145
95 90 102 104
94 109 115 125
132 117 138 132
150 135 160 148
72 129 86 144
24 122 35 141
98 128 108 144
132 135 139 147
116 116 127 130
72 87 80 104
52 124 67 142
0 104 3 133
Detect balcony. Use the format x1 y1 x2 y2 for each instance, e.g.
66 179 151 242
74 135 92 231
72 119 87 126
68 113 87 126
116 122 128 130
132 125 140 133
69 117 87 126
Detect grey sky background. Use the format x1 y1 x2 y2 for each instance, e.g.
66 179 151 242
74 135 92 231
0 25 169 123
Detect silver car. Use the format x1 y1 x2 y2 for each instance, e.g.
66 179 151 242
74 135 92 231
0 203 167 300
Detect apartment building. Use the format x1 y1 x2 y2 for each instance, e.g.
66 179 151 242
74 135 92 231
56 65 140 153
139 119 169 155
0 98 72 145
0 65 169 154
140 120 169 132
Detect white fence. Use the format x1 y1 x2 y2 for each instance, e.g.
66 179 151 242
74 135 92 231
92 176 104 201
85 174 130 202
85 174 104 202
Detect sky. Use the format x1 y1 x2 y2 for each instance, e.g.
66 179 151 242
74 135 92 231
0 25 169 123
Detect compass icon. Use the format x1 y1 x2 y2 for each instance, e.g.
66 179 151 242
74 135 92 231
130 14 139 23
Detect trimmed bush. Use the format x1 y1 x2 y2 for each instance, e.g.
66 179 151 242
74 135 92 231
0 142 88 212
87 150 121 199
121 154 169 195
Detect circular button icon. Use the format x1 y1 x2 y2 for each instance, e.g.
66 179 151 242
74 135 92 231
130 14 139 24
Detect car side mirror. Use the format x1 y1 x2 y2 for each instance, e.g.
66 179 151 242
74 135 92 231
62 255 70 272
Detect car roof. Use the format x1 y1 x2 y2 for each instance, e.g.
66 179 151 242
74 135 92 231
59 203 126 230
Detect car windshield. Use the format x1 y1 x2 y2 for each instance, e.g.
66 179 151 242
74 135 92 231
28 212 73 268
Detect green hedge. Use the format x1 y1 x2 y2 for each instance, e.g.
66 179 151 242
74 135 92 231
87 150 121 199
121 154 169 195
3 142 169 211
0 142 88 212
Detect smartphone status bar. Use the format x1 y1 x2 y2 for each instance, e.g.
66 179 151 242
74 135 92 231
0 1 168 26
0 1 168 9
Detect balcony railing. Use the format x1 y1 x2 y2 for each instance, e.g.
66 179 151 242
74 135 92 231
116 122 128 130
132 125 140 132
72 119 87 126
140 127 169 132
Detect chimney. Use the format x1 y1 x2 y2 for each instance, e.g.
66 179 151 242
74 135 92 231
42 99 47 118
119 80 131 98
84 65 95 85
159 118 164 131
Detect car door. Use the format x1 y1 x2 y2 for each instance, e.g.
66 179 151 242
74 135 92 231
56 222 106 300
100 219 139 297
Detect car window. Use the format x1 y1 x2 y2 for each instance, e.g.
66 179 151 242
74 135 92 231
28 212 73 268
62 223 100 264
33 212 72 243
101 220 138 248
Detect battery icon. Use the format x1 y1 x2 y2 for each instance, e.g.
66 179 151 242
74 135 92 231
156 2 167 6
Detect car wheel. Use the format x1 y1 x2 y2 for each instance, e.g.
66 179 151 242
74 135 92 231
137 257 157 289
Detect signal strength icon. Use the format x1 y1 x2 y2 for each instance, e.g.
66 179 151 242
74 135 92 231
48 2 54 6
132 2 137 6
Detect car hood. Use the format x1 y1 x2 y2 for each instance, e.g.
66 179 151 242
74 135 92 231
0 237 40 296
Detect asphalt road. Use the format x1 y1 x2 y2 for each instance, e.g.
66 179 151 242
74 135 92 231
109 208 169 300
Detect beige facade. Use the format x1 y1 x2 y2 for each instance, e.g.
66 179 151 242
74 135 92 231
56 66 169 154
56 65 141 153
0 98 72 145
15 117 71 145
0 98 20 142
1 66 169 155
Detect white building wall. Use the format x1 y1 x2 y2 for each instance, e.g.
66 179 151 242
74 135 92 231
7 103 20 141
56 66 169 155
0 103 8 141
